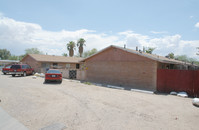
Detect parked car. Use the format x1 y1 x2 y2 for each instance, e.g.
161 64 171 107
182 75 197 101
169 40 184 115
45 69 62 83
2 65 12 75
10 64 34 77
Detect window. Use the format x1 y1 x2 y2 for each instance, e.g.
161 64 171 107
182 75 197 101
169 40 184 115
6 65 11 68
11 65 21 69
66 64 70 69
47 69 61 74
22 65 26 69
53 63 58 69
42 63 50 68
76 64 80 69
42 63 46 68
170 64 174 69
26 65 31 69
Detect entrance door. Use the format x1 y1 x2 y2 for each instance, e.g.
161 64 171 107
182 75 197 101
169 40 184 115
53 63 58 69
69 70 76 79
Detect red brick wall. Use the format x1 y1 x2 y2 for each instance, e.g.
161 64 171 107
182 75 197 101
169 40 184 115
21 56 40 72
21 55 79 73
85 47 157 91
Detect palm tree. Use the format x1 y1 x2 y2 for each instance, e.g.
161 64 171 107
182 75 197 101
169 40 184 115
67 41 76 57
145 47 156 54
77 38 86 57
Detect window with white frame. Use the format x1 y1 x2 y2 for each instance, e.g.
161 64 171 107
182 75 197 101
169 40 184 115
66 64 70 69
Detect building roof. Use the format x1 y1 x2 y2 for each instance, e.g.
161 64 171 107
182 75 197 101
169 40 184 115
23 54 84 63
81 45 197 66
0 60 20 63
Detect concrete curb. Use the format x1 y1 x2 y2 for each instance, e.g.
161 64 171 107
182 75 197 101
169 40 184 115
93 83 103 86
0 107 28 130
107 85 124 90
131 89 154 94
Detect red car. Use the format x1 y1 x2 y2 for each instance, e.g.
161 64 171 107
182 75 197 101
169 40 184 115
45 69 62 83
10 64 35 77
2 65 12 75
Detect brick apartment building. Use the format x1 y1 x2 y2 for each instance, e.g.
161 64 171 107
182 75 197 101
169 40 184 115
21 54 83 78
81 45 198 91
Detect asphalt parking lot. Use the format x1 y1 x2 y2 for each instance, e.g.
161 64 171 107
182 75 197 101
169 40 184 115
0 73 199 130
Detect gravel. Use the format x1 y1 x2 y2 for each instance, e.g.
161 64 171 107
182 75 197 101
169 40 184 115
0 74 199 130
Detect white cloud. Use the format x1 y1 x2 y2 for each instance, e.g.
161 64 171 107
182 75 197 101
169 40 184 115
195 22 199 28
0 15 123 56
190 16 194 19
119 31 199 59
0 15 198 60
150 31 168 34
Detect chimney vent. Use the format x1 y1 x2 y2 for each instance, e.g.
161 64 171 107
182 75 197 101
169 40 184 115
136 46 138 51
143 47 145 52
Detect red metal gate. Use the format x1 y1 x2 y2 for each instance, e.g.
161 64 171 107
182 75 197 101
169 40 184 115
157 69 199 97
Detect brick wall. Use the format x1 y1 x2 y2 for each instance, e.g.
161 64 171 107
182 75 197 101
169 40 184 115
22 55 80 73
77 70 86 80
84 47 157 91
21 56 40 72
39 63 79 73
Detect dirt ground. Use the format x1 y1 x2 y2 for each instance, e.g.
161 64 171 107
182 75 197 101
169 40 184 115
0 74 199 130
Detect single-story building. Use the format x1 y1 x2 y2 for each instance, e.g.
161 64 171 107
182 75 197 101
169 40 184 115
80 45 198 91
21 54 83 78
0 60 20 70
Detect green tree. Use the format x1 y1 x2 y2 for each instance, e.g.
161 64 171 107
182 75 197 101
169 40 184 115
175 55 189 62
62 53 68 57
67 41 76 57
175 55 198 62
8 55 19 60
77 38 86 57
166 53 174 59
83 48 98 58
174 55 199 65
0 49 11 60
25 48 43 55
145 47 156 54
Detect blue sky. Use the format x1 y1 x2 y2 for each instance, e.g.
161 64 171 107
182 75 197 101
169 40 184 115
0 0 199 59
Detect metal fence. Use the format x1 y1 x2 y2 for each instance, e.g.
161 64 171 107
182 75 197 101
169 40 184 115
157 69 199 97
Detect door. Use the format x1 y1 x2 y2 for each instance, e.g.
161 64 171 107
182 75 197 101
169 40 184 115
69 70 76 79
53 63 58 69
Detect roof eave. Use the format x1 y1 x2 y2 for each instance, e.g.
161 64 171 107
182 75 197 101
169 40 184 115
37 61 81 63
80 45 198 66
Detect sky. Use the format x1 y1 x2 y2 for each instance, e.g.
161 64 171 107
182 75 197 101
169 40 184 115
0 0 199 59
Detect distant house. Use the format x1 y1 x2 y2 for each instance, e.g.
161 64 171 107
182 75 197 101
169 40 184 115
0 60 20 70
21 54 83 78
81 45 198 91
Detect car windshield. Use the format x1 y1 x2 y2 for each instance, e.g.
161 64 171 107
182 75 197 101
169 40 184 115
11 65 21 69
5 65 11 68
47 70 61 74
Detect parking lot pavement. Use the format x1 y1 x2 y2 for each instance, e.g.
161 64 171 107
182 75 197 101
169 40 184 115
0 107 28 130
0 74 199 130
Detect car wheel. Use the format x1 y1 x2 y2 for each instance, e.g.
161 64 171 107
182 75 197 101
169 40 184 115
3 73 6 75
44 80 48 83
12 74 15 77
59 80 62 84
23 72 26 77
